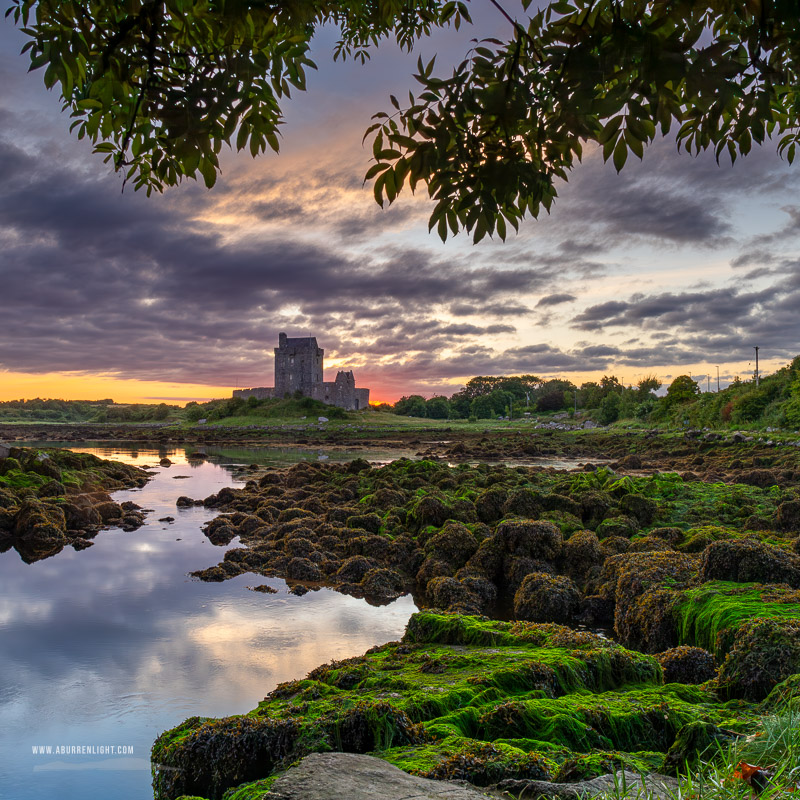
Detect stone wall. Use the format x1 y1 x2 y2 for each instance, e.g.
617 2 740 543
232 387 274 401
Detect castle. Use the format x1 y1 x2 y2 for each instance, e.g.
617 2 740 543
233 333 370 411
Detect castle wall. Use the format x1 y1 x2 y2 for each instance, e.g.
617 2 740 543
355 388 370 410
233 387 274 400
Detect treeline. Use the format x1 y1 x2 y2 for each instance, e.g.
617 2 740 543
391 374 661 423
389 355 800 429
653 356 800 429
0 398 178 422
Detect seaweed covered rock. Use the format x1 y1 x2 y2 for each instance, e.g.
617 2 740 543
618 494 658 527
601 551 697 652
496 520 562 560
474 487 508 523
697 538 800 588
409 495 451 529
777 500 800 533
561 530 602 586
424 741 553 786
336 556 376 584
513 573 581 623
575 489 612 528
595 516 639 539
424 523 479 569
502 487 543 518
718 617 800 700
153 612 694 800
662 721 730 774
656 647 716 685
426 576 473 610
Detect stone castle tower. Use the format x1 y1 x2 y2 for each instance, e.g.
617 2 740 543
273 333 323 397
233 333 370 411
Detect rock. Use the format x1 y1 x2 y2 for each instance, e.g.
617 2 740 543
698 538 800 587
618 494 657 526
657 646 716 684
718 617 800 700
617 454 643 470
159 457 172 466
317 416 328 423
777 500 800 532
497 771 679 800
514 572 581 623
264 752 502 800
425 522 479 569
0 442 10 459
495 520 562 560
37 479 66 498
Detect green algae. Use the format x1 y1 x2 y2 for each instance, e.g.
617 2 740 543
151 613 759 800
220 775 278 799
674 582 800 658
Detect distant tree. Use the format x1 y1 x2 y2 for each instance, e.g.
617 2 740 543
536 389 567 412
666 375 701 406
470 395 495 419
393 395 427 417
598 392 621 425
425 396 450 419
600 375 624 395
448 390 472 419
579 381 603 409
637 375 662 397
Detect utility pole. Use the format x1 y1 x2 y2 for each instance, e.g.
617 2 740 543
754 346 760 387
716 366 720 392
707 374 710 393
574 388 578 415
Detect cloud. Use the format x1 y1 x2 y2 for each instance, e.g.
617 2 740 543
536 293 576 307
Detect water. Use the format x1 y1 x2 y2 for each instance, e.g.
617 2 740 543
0 444 417 800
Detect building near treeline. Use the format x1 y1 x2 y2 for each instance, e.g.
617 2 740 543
233 333 370 410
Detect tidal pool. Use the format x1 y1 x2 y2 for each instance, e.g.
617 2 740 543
0 444 417 800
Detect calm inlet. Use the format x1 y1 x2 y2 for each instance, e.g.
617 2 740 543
0 444 417 800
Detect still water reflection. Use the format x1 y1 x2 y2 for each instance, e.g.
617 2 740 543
0 444 417 800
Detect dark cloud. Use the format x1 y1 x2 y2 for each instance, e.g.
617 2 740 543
536 293 576 307
0 127 553 388
570 276 800 365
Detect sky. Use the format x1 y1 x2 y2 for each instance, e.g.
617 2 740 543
1 4 799 405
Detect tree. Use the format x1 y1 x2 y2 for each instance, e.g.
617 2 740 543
12 1 798 242
665 375 700 406
597 391 620 424
425 395 450 419
637 375 662 398
393 394 427 417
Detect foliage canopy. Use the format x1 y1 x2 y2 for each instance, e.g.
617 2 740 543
10 0 800 241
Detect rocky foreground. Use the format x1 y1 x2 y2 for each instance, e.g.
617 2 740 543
150 432 800 800
0 444 150 562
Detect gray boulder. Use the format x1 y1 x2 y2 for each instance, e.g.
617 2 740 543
265 752 502 800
